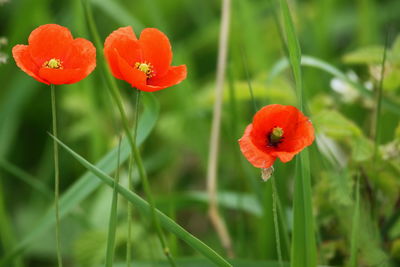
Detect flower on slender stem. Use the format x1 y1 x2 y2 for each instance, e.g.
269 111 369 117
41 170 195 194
239 104 314 172
12 24 96 85
104 26 187 92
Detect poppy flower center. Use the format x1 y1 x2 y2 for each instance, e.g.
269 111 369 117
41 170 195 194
135 62 154 78
268 127 284 147
43 58 63 69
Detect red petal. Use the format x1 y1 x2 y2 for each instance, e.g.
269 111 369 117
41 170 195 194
271 151 296 163
63 38 96 74
115 50 147 88
239 124 276 168
251 104 295 151
38 67 89 85
104 27 141 80
12 45 49 84
28 24 74 66
139 28 172 77
147 65 187 88
279 118 315 152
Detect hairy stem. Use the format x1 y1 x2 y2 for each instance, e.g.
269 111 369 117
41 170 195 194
51 84 63 267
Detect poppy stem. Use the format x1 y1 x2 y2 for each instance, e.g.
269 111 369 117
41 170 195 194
126 90 140 267
129 90 176 267
126 154 133 267
50 84 63 267
272 176 283 267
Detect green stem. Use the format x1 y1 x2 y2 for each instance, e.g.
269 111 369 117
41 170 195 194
126 154 133 267
272 177 283 266
105 139 122 267
51 84 63 267
349 174 360 267
373 32 389 159
127 91 140 267
81 2 175 265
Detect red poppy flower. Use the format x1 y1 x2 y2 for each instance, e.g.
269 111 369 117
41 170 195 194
12 24 96 85
104 26 187 92
239 104 314 169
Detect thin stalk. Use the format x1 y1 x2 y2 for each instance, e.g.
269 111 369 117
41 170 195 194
349 174 360 267
82 2 175 265
240 48 258 111
372 31 389 158
105 139 122 267
127 91 140 267
126 154 133 267
50 84 63 267
272 176 283 266
206 0 234 258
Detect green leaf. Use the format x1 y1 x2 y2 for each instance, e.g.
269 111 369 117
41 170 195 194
343 46 385 64
314 110 374 162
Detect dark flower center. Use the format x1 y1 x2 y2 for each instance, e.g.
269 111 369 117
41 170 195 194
267 126 284 147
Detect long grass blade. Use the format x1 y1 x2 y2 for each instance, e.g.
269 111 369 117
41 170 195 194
105 139 122 267
52 135 232 267
278 1 317 267
0 159 52 199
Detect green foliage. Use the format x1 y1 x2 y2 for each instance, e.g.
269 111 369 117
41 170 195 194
1 0 400 266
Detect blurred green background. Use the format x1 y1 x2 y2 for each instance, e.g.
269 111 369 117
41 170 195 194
1 0 400 266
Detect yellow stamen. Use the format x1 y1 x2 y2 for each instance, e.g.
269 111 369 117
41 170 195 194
43 58 63 69
135 62 154 78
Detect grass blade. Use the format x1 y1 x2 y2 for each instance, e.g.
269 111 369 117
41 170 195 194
278 1 317 267
0 159 52 199
52 135 232 267
105 139 122 267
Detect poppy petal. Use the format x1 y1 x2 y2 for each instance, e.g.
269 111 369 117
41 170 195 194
104 27 141 80
250 104 289 149
64 38 96 75
115 50 147 88
139 28 172 77
12 45 49 84
148 65 187 87
39 67 89 85
28 24 74 66
239 124 276 168
272 151 296 163
279 118 315 152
